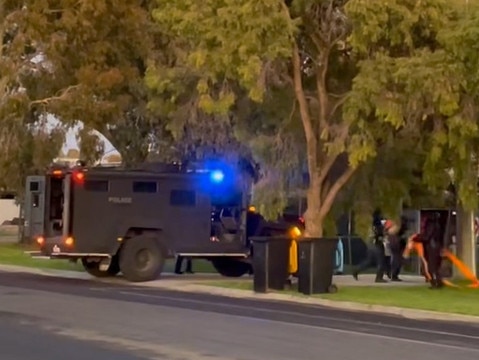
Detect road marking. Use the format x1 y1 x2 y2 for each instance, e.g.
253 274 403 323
242 316 479 353
115 290 479 343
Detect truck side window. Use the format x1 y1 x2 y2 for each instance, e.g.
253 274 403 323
29 181 39 192
170 190 196 207
84 180 109 192
133 181 157 193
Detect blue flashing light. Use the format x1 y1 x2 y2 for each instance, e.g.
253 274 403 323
210 170 225 183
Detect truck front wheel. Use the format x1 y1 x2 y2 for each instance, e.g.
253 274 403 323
211 258 251 278
82 256 120 278
119 235 165 282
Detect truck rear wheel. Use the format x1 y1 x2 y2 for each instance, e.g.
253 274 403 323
212 258 250 278
119 235 165 282
82 256 120 278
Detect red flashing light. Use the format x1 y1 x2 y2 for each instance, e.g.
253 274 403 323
72 171 85 183
36 236 45 246
52 170 63 177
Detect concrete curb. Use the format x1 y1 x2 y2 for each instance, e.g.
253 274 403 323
1 264 478 324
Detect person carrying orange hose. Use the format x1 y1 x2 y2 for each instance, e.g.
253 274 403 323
404 212 479 289
402 213 443 288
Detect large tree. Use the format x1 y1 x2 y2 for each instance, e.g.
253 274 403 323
1 0 160 172
344 0 479 272
0 1 65 196
149 0 417 237
346 0 479 213
149 0 479 238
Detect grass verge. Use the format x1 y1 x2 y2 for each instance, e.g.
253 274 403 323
0 243 83 271
0 242 217 273
203 279 479 317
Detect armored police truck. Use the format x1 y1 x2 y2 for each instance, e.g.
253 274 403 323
28 161 294 282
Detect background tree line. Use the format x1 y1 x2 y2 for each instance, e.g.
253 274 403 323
1 0 479 237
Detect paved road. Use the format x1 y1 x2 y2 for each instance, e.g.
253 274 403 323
0 271 478 360
0 312 145 360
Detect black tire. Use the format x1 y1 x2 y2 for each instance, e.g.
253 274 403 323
82 256 120 278
328 284 338 294
212 258 250 278
119 235 165 282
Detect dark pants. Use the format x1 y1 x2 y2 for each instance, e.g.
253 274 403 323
356 242 386 280
175 256 193 274
390 243 403 279
420 244 429 281
426 243 443 287
384 256 392 278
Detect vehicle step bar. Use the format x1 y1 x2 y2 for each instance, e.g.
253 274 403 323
50 253 111 258
27 251 111 258
178 253 248 257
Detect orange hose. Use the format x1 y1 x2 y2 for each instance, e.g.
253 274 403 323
403 235 432 281
442 249 479 286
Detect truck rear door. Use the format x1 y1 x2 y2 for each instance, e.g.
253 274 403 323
24 176 46 240
43 170 73 240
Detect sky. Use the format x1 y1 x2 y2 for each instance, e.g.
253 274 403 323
47 114 119 157
29 54 120 159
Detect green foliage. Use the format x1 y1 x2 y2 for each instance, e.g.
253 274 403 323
148 0 362 233
0 117 64 198
345 0 479 216
147 1 305 221
0 0 166 194
241 89 306 220
77 127 105 166
3 0 479 239
0 0 157 175
150 0 293 106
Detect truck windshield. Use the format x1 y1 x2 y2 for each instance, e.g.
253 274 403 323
210 188 243 207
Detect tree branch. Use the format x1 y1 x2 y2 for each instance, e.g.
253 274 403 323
329 92 350 118
319 165 357 220
318 123 349 186
314 43 331 131
293 41 318 175
29 85 81 107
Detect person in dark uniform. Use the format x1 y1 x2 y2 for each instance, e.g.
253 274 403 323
414 215 431 282
385 216 409 280
422 213 444 289
174 255 194 274
353 213 387 283
384 220 403 282
397 216 409 270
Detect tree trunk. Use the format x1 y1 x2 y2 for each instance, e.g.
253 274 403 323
303 167 356 239
455 204 477 278
304 176 324 238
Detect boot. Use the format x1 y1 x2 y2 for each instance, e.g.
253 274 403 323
429 279 441 289
352 270 359 281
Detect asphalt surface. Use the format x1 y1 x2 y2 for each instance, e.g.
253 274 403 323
0 312 145 360
0 272 478 360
